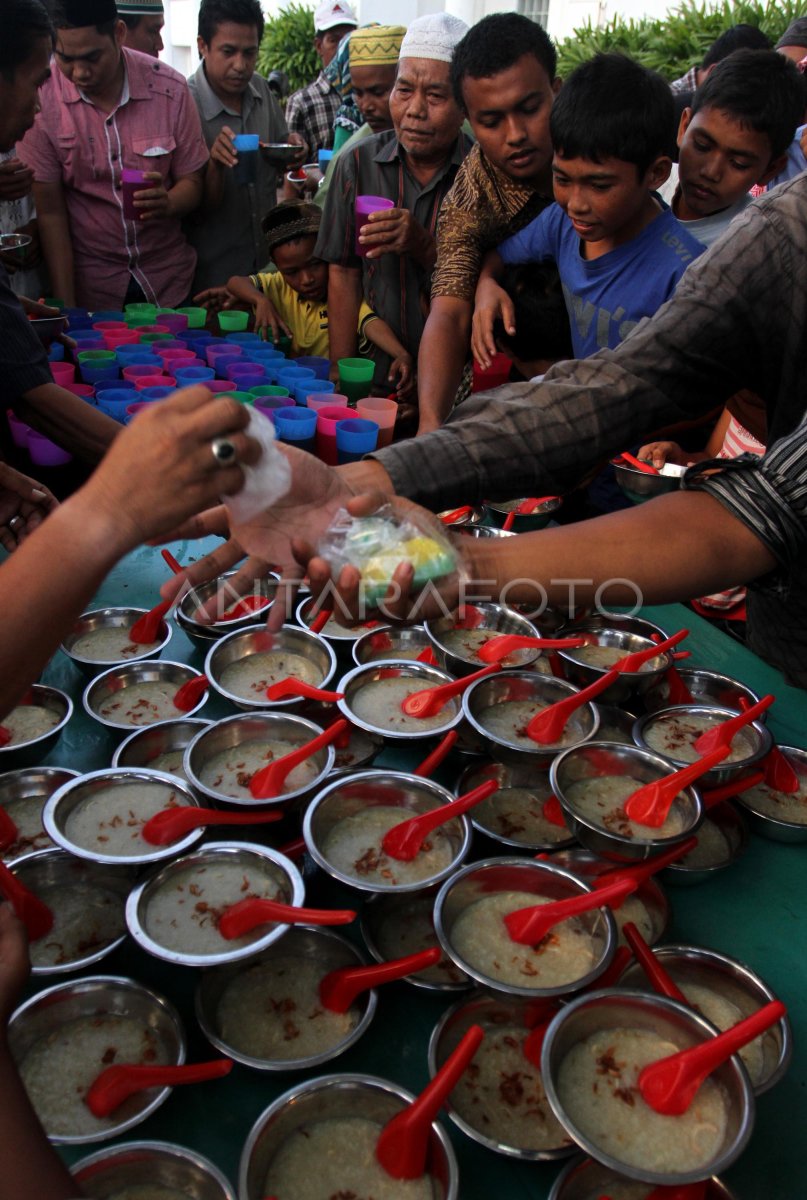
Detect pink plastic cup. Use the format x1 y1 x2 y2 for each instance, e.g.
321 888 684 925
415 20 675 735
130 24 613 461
158 348 196 364
121 167 148 220
355 194 395 256
64 383 95 401
203 379 238 393
103 330 140 349
315 403 354 465
135 374 176 390
50 361 75 386
308 391 348 413
92 321 128 333
356 395 398 448
123 363 163 382
472 351 511 392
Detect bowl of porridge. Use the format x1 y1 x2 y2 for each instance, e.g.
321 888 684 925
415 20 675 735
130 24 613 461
550 741 703 863
83 662 208 732
337 662 465 741
425 603 540 678
733 746 807 842
550 848 670 949
205 624 336 711
462 672 600 767
541 989 754 1184
612 456 683 503
632 705 772 786
361 888 471 994
428 992 576 1161
296 594 381 654
44 768 205 865
8 975 185 1144
195 926 377 1070
557 629 672 705
61 607 172 675
239 1073 458 1200
484 496 562 531
174 569 281 649
660 802 748 886
0 766 79 863
0 684 73 769
454 760 576 852
433 857 618 998
184 711 336 808
72 1140 235 1200
643 668 760 717
548 1155 738 1199
126 840 304 967
10 848 134 974
352 624 433 667
617 943 791 1095
592 705 639 745
566 613 668 643
111 718 212 784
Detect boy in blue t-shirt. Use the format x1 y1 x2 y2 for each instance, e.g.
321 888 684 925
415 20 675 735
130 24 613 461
473 53 704 364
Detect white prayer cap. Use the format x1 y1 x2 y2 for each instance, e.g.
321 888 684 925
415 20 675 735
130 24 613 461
399 13 469 64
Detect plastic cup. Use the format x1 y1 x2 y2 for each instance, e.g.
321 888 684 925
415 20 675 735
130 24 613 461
81 362 120 385
247 344 284 361
357 395 398 448
96 391 134 422
176 307 208 329
117 349 158 367
276 367 315 389
354 194 395 256
103 330 140 349
94 379 135 394
315 403 354 465
212 355 242 380
28 430 72 467
155 312 189 335
225 331 261 344
472 351 511 392
48 343 65 363
125 303 157 320
338 356 375 406
158 346 196 362
219 390 254 405
308 390 345 412
336 417 378 463
92 321 128 333
295 355 331 380
227 360 266 381
253 396 289 421
318 149 333 171
77 349 116 362
73 337 104 352
125 400 158 422
203 379 238 394
7 410 30 449
136 325 171 336
174 366 216 386
135 374 175 391
249 385 290 399
64 383 96 402
274 405 317 451
123 363 162 382
218 310 249 333
138 385 175 401
232 133 259 185
121 167 148 220
294 378 334 406
91 310 126 323
207 344 242 367
227 373 263 393
50 361 75 386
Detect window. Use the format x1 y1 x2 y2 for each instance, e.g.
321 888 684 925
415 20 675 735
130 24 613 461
518 0 550 30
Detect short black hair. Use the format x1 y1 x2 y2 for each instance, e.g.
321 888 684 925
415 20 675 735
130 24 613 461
702 23 770 70
1 0 53 80
51 3 117 36
495 263 573 363
550 53 675 174
450 13 556 109
691 48 805 160
198 0 264 46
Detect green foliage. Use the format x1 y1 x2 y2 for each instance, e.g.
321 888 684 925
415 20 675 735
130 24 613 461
258 2 319 95
556 0 805 80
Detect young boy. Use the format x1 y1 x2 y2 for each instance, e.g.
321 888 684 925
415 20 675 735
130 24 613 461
224 200 414 397
662 48 805 246
472 54 704 365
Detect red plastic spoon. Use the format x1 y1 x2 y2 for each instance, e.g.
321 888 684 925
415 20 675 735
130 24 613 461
504 876 638 945
638 999 786 1116
693 693 774 755
220 594 269 621
0 860 53 940
623 745 730 828
414 730 458 777
415 646 438 665
526 668 622 745
141 805 284 846
700 770 764 809
596 835 699 889
401 663 501 719
375 1024 484 1180
173 674 209 712
439 506 474 524
319 948 442 1013
521 1001 561 1068
0 805 19 851
737 698 799 793
381 779 499 861
619 450 659 475
309 608 333 635
249 717 348 799
129 551 184 645
218 896 356 939
265 678 345 702
502 496 559 532
0 726 11 748
542 794 566 828
622 921 688 1004
613 629 689 674
476 634 588 664
85 1059 233 1118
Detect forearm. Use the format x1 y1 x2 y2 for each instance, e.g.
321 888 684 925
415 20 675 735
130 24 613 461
35 210 74 307
478 249 504 285
226 275 266 307
417 299 472 432
327 265 362 362
16 383 119 463
0 1042 77 1200
167 174 204 220
363 318 408 362
337 458 395 494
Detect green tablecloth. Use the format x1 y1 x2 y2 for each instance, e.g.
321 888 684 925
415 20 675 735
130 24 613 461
26 539 807 1198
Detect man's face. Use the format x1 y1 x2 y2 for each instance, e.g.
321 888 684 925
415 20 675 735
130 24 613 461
198 22 260 101
351 63 396 133
552 153 668 248
124 15 164 58
54 21 125 97
461 53 560 185
676 106 778 219
315 25 353 68
0 36 51 152
390 58 464 165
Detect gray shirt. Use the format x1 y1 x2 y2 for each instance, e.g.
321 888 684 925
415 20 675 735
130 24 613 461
186 64 287 293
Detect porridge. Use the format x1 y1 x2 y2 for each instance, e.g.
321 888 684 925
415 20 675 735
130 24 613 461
147 749 189 781
321 806 456 887
71 626 160 662
372 894 469 986
219 651 320 700
679 818 733 869
3 704 60 745
677 981 765 1084
350 677 459 733
564 776 688 840
64 782 182 856
2 794 56 861
30 883 125 967
479 701 586 749
198 740 319 799
564 645 660 672
473 781 570 845
741 771 807 824
643 713 755 764
440 628 534 668
96 683 184 727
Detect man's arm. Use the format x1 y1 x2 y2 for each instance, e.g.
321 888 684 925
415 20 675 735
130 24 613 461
16 382 120 462
416 295 472 434
32 180 75 307
327 264 363 365
135 170 205 222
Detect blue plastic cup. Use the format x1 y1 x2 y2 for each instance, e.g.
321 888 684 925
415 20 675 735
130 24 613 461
295 355 331 380
97 389 136 422
116 348 159 366
139 385 176 401
276 367 315 390
232 133 259 185
225 331 261 344
273 405 317 451
294 378 334 406
336 417 379 464
318 149 333 171
73 337 105 353
81 362 121 385
90 310 126 323
214 354 245 379
248 344 285 361
174 366 215 385
48 343 65 363
95 378 136 393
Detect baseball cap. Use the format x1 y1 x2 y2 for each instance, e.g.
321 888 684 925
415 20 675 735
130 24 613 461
314 0 357 32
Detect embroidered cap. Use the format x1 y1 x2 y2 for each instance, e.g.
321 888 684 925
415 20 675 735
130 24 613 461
349 25 406 67
399 13 469 64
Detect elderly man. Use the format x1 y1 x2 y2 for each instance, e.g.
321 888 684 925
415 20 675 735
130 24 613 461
285 0 358 159
316 13 471 393
118 0 164 57
20 0 208 310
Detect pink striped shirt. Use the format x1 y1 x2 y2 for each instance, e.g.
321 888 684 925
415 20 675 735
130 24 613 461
20 48 208 309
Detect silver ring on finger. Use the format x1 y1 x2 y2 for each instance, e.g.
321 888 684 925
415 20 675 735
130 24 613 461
211 437 238 467
8 516 23 530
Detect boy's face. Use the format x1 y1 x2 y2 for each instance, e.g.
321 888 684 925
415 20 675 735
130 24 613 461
676 106 779 219
198 22 260 103
552 153 670 249
273 235 328 303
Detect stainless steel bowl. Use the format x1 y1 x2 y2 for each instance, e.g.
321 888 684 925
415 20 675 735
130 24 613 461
11 848 135 975
195 926 376 1071
44 767 204 865
296 594 376 651
437 506 483 526
550 847 670 947
461 671 600 767
612 457 683 503
61 606 172 675
425 602 539 678
175 570 280 649
633 704 773 786
617 943 791 1095
643 667 761 716
352 623 432 667
592 703 638 744
0 766 79 862
567 612 668 642
205 623 336 711
448 524 516 539
550 741 703 863
259 141 300 166
549 1155 738 1199
83 660 207 732
126 840 304 967
184 711 335 808
484 496 563 530
434 857 618 998
239 1073 459 1200
111 717 212 781
337 661 464 741
455 759 576 852
73 1140 235 1200
557 629 673 705
8 975 185 1145
733 745 807 842
360 887 471 993
661 802 748 885
0 684 73 769
304 769 472 895
541 989 754 1185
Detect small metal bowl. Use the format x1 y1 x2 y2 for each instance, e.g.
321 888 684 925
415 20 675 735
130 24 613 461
174 570 280 649
592 703 638 744
455 759 576 852
566 612 668 642
126 840 304 967
352 623 432 666
437 505 483 526
643 667 761 716
733 745 807 842
44 767 204 866
195 926 376 1071
360 887 471 992
111 717 211 782
557 629 672 705
259 141 300 167
429 992 577 1161
551 847 670 947
434 857 618 998
239 1073 459 1200
11 848 135 975
72 1140 235 1200
462 671 600 767
8 975 185 1145
612 457 683 504
541 989 754 1185
184 711 335 808
0 684 73 770
0 766 78 862
633 704 773 786
484 496 563 531
83 660 207 732
448 523 516 539
549 1155 738 1200
296 594 377 652
618 943 791 1095
661 802 748 885
205 624 336 711
304 769 472 895
426 602 539 678
337 660 464 741
61 606 172 675
550 741 703 863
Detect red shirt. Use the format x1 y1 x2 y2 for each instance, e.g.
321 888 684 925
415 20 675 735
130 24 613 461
21 48 209 309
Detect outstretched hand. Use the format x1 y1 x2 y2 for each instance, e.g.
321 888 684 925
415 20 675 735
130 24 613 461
0 464 58 552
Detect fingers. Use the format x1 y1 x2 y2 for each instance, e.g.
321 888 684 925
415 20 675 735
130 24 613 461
148 504 231 547
500 295 517 338
266 565 304 632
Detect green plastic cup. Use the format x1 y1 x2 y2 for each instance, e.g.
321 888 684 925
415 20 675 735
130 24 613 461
140 332 173 343
77 349 116 362
249 385 290 398
338 356 375 407
218 310 250 333
125 314 157 328
125 303 157 320
176 307 208 329
220 390 254 405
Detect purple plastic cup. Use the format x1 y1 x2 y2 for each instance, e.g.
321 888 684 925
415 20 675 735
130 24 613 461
28 430 72 466
7 410 30 449
207 344 242 367
253 396 289 421
354 194 395 256
214 355 244 380
123 363 162 382
121 167 148 220
155 313 189 334
226 361 266 382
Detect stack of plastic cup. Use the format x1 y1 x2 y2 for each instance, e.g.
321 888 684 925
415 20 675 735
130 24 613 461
337 357 375 406
274 406 317 452
356 395 398 448
218 310 249 333
315 404 353 464
295 355 331 380
335 418 378 463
